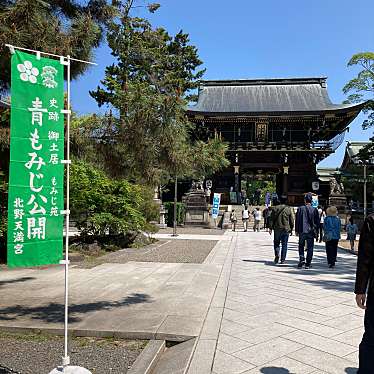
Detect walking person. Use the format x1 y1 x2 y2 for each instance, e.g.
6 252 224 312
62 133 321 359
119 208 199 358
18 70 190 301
268 197 294 264
323 206 341 268
346 217 359 252
355 214 374 373
241 189 247 205
263 207 270 229
230 209 237 231
295 193 320 269
317 206 326 243
242 205 250 232
253 207 262 232
254 189 261 206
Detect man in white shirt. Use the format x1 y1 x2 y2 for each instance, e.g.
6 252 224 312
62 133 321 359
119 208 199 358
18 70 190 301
242 205 250 232
317 206 325 243
253 207 262 232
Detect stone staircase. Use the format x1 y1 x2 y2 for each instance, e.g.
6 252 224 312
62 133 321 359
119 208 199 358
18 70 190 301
229 205 268 231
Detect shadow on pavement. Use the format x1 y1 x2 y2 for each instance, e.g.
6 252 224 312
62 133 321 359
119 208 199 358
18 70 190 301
258 367 357 373
242 259 277 266
242 243 356 293
0 293 152 323
241 259 300 267
278 257 356 292
0 277 36 288
260 367 290 373
345 368 358 373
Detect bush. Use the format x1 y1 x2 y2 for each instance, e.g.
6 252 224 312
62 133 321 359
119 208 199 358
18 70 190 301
70 160 150 241
164 202 186 227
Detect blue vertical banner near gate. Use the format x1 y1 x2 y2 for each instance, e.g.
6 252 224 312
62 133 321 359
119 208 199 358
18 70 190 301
212 193 221 219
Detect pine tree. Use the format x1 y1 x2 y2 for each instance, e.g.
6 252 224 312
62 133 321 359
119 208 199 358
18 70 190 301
0 0 113 92
89 1 228 185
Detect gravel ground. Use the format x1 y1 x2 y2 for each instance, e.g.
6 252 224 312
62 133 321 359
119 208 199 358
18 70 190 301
0 332 146 374
161 227 225 235
77 239 217 268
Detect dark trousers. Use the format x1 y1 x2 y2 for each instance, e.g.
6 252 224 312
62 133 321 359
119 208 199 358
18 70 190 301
317 223 323 242
274 230 289 262
298 232 314 265
359 298 374 373
325 239 338 266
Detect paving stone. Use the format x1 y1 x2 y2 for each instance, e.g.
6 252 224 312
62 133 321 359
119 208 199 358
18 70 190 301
220 318 250 336
156 315 204 341
321 314 364 331
288 347 358 374
213 349 255 374
271 297 322 312
317 304 360 317
275 306 333 324
187 339 216 374
344 350 359 365
233 337 304 366
217 333 253 354
226 312 282 330
172 295 211 317
332 328 363 347
234 323 295 345
150 338 196 374
278 317 344 338
200 307 223 340
242 356 317 373
223 307 253 323
283 330 357 357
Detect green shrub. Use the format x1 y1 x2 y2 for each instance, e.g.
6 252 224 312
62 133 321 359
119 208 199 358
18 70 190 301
164 202 186 226
70 160 148 240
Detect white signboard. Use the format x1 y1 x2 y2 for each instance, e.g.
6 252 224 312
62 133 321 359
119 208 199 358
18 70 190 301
312 181 320 191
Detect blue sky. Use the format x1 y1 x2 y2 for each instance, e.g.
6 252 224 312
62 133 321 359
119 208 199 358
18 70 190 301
72 0 374 168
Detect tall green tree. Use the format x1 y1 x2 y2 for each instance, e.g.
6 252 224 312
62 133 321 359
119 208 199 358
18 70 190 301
90 0 228 185
343 52 374 159
0 0 113 92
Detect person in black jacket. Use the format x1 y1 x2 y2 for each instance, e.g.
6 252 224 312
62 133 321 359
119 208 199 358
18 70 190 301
295 193 320 269
268 197 294 265
355 214 374 373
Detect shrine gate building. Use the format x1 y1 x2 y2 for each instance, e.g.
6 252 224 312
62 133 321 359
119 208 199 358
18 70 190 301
187 77 364 205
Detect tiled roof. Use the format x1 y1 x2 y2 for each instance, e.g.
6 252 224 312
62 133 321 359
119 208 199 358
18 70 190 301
188 77 365 115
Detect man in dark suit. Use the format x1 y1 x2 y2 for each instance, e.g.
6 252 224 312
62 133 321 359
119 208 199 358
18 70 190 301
355 214 374 373
295 193 320 269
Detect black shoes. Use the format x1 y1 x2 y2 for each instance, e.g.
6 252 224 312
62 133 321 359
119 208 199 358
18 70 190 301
328 264 335 269
274 255 279 264
280 260 285 264
297 262 311 269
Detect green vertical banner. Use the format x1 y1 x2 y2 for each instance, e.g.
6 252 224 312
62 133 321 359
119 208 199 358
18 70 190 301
7 51 64 267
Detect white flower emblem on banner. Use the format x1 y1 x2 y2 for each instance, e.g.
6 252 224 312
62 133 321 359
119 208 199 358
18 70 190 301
17 61 39 84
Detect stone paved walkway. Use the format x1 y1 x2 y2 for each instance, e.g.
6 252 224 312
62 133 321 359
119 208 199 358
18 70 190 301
188 231 363 374
0 230 364 373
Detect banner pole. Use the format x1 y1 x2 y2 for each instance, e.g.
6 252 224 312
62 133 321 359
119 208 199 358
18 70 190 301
6 44 94 373
5 44 97 66
63 55 71 369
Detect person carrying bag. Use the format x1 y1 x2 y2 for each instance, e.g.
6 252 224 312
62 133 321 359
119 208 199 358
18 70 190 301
323 206 341 269
230 210 237 231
